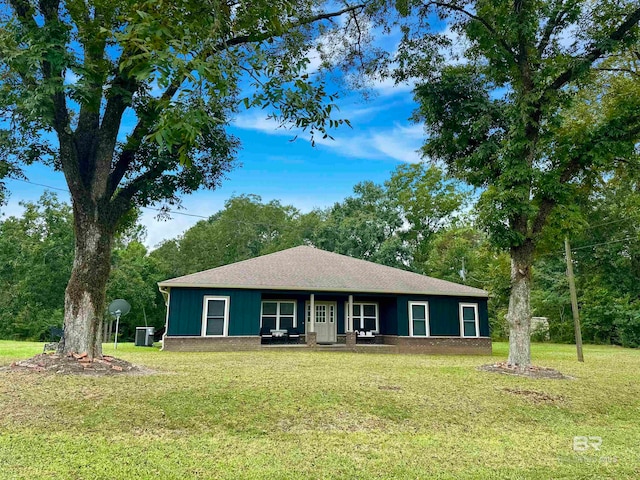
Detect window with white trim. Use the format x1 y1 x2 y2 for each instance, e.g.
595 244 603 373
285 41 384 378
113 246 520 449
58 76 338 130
459 303 480 337
261 300 297 330
345 302 379 332
409 301 429 337
202 296 229 336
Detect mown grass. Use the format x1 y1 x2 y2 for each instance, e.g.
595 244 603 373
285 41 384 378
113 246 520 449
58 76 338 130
0 341 639 479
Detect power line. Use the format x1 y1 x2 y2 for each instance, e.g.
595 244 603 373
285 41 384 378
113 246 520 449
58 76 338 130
10 178 69 194
535 235 638 261
7 177 212 219
7 177 639 251
570 236 637 252
142 206 209 219
584 216 640 230
4 177 298 229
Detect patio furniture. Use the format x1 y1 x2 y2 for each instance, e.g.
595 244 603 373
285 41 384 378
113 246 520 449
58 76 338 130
270 329 288 344
43 326 64 352
49 326 64 341
287 328 301 344
260 326 273 344
356 330 377 344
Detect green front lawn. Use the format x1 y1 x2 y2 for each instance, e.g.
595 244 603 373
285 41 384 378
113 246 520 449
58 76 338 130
0 341 638 479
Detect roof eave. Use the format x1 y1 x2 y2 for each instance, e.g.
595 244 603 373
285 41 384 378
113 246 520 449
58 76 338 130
156 282 488 298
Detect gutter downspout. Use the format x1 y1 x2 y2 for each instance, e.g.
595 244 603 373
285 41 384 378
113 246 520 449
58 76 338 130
159 286 170 350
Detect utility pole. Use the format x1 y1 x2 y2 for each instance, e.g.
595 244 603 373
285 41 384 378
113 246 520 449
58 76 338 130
564 237 584 362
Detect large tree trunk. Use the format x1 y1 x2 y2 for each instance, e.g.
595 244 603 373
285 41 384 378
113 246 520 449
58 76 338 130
58 204 114 359
506 243 533 369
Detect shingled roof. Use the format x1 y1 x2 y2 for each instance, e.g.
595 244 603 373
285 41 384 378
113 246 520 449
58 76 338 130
159 245 488 297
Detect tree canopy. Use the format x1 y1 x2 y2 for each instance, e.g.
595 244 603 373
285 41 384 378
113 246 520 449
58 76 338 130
0 0 369 357
2 164 639 348
399 0 640 367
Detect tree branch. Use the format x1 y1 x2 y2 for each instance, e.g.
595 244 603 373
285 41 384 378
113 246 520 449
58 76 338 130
537 0 572 55
106 4 365 199
8 0 36 27
213 3 367 52
30 0 87 201
70 0 100 146
109 162 167 221
545 6 640 94
424 1 517 62
106 84 179 198
532 159 580 236
532 118 640 237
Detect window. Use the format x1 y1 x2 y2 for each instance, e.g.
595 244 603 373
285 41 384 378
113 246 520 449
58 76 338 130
409 302 429 337
261 300 297 330
459 303 480 337
345 302 379 332
202 296 229 336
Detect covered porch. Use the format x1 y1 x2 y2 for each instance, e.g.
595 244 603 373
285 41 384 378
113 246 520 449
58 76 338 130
305 293 373 347
259 292 388 347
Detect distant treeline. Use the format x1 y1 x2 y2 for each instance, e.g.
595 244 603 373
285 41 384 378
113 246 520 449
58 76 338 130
1 164 638 346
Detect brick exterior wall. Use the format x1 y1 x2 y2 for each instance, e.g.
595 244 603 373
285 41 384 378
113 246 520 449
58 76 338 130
162 335 491 354
379 335 492 355
306 331 317 347
163 336 260 352
345 331 357 346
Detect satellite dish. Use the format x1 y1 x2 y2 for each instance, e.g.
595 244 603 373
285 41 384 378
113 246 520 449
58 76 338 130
108 299 131 350
108 299 131 317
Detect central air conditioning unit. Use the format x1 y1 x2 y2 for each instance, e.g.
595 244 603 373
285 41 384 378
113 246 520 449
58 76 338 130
135 326 155 347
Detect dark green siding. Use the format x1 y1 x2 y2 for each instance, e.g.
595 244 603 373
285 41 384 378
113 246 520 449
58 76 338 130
478 301 490 337
336 301 345 335
396 295 410 336
167 288 261 336
378 297 397 335
167 287 489 338
429 297 460 336
397 295 490 336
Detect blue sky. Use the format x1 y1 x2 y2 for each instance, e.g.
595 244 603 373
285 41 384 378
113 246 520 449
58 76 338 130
2 81 423 248
1 11 458 249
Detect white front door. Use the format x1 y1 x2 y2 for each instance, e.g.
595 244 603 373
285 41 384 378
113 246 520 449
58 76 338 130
306 302 337 343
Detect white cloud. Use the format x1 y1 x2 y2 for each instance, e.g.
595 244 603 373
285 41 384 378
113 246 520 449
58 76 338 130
233 108 425 164
315 122 425 163
337 102 391 119
304 48 325 75
232 112 292 136
370 124 424 163
439 24 470 66
369 75 416 96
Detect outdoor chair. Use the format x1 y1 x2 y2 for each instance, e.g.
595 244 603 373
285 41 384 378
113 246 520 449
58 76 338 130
260 326 273 344
356 329 377 344
287 328 301 344
43 326 64 352
49 326 64 341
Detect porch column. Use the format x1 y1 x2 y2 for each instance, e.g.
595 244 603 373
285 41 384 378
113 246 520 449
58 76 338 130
307 293 317 346
346 294 356 347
